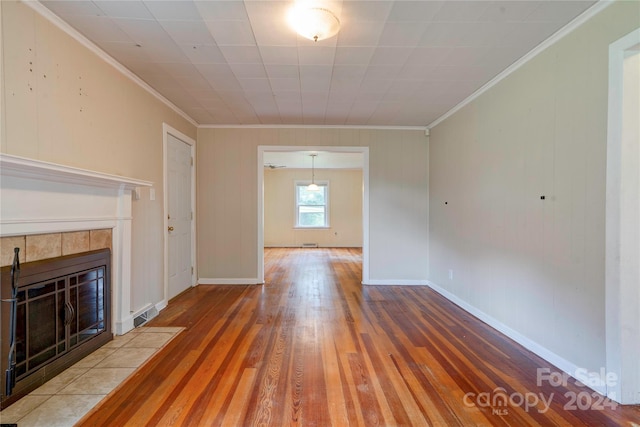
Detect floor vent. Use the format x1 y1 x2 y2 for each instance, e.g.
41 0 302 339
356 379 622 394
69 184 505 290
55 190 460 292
301 243 318 248
134 306 158 328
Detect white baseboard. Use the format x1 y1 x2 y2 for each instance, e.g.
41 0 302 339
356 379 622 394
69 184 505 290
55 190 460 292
426 280 606 397
155 299 168 312
364 279 430 286
198 278 262 285
114 316 134 336
264 245 363 248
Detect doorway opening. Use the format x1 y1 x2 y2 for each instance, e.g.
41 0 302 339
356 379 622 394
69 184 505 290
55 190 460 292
257 146 370 284
605 28 640 405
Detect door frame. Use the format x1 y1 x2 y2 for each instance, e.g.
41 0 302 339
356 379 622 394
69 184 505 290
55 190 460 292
257 145 370 284
605 28 640 405
162 123 197 308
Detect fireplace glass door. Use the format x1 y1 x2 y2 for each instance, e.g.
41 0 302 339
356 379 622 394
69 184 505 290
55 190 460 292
14 265 107 382
15 278 67 378
1 249 112 408
69 267 106 348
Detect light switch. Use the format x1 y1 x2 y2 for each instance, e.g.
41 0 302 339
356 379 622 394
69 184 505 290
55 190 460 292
150 188 155 201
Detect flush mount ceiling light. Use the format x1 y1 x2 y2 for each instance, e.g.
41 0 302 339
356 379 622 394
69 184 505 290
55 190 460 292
288 5 340 42
307 154 320 191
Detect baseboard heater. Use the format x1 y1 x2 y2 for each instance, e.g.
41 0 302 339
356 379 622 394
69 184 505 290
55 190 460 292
133 306 158 328
301 243 318 248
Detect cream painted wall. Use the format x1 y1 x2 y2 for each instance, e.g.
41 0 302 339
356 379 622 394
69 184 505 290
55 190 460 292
264 168 363 247
429 2 639 380
1 1 196 312
197 128 428 283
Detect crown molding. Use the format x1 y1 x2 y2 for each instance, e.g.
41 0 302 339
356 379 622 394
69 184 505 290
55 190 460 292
23 0 198 128
198 124 427 131
427 0 615 130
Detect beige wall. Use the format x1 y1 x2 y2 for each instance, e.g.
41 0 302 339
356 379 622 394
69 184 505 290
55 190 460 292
1 1 197 310
197 128 428 282
264 168 362 247
429 2 639 377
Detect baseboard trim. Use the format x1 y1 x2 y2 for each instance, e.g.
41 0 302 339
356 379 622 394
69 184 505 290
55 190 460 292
363 279 430 286
155 299 168 312
264 245 364 248
199 278 262 285
114 316 134 336
426 280 606 396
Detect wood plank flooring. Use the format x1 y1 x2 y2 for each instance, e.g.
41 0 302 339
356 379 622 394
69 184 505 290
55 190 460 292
79 248 640 426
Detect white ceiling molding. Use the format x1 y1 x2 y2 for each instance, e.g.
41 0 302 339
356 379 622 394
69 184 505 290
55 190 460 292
24 0 198 128
198 124 427 131
427 0 614 130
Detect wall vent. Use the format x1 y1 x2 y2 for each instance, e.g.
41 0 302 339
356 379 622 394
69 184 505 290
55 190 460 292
134 306 158 328
301 243 318 248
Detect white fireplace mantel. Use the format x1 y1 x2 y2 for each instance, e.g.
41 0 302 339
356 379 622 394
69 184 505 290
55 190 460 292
0 153 153 335
0 153 151 190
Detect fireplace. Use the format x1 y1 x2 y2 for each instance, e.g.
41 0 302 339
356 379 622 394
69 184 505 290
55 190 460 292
0 153 152 407
0 248 112 408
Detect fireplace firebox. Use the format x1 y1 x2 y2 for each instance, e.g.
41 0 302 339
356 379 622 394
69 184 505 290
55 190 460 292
0 248 112 409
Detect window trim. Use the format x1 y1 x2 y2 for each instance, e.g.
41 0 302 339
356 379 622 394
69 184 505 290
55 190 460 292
294 180 330 228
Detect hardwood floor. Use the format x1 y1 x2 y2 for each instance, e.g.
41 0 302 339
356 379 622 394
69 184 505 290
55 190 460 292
79 248 640 426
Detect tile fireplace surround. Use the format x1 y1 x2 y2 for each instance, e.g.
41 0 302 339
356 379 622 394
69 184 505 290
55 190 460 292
0 153 152 336
0 229 113 266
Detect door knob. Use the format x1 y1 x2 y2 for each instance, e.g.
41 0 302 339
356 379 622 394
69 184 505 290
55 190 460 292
168 226 174 232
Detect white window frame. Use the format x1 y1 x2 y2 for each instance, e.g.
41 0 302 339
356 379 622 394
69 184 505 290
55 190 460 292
294 180 330 228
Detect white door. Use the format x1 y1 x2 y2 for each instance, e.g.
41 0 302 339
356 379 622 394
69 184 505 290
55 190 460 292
168 134 193 299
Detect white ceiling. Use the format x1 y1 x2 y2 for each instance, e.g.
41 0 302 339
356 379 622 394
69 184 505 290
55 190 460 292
264 150 363 169
40 0 596 127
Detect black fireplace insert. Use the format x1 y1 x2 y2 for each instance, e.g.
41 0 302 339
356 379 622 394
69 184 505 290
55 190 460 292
0 248 112 409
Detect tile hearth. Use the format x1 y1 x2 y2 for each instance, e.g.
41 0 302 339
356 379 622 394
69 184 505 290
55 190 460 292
0 326 183 427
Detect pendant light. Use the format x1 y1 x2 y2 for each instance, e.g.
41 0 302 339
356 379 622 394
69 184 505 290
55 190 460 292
307 154 320 191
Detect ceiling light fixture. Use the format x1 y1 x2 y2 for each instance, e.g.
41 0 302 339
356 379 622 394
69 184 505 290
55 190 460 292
307 154 320 191
288 5 340 42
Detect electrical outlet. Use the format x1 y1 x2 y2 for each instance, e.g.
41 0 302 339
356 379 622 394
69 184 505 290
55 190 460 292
448 269 453 280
